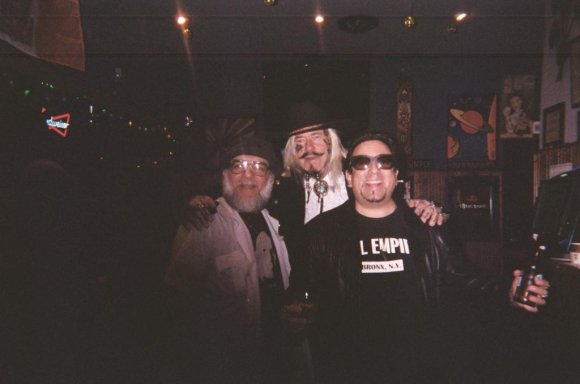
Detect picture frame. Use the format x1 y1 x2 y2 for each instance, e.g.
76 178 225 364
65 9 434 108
542 102 565 147
447 94 497 170
499 74 537 138
570 37 580 108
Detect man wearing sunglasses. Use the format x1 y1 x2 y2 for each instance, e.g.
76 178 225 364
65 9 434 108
287 132 550 383
165 136 296 382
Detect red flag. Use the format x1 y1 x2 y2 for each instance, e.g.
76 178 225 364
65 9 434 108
0 0 85 71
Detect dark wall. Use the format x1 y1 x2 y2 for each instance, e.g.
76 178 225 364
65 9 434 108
370 56 542 169
183 55 542 169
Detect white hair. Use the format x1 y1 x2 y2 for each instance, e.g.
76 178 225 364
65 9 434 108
283 128 347 187
222 170 275 213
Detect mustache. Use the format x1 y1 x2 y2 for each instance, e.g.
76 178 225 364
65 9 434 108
299 151 325 159
236 180 258 188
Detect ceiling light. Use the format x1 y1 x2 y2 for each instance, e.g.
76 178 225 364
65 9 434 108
264 0 278 6
404 16 416 28
454 12 467 22
315 15 325 24
176 16 188 26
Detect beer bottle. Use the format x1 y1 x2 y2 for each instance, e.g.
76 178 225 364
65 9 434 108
513 239 548 307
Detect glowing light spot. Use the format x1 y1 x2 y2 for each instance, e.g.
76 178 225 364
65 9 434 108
315 15 324 24
455 13 467 22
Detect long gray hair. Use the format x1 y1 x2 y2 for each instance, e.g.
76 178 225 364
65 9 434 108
283 128 347 187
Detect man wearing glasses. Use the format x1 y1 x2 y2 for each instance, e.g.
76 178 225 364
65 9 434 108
165 136 295 383
288 132 550 383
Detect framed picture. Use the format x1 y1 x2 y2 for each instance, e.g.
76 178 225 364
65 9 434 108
570 38 580 108
447 94 497 169
499 75 537 138
542 102 565 147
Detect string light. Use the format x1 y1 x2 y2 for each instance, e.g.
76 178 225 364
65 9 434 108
4 72 185 171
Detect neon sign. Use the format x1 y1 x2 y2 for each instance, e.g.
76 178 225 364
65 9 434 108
46 113 71 137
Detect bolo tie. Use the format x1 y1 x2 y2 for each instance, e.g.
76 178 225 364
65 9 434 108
304 173 329 213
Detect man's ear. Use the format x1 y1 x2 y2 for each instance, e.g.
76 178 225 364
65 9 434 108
345 170 352 188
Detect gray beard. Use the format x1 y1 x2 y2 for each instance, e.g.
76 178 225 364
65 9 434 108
222 173 274 213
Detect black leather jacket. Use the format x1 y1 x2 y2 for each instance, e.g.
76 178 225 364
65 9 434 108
292 200 507 383
294 199 506 312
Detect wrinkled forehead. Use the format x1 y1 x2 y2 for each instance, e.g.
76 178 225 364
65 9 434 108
231 154 269 165
293 129 327 141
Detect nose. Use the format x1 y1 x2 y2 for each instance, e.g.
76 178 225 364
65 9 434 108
368 159 380 173
304 137 315 152
242 166 256 177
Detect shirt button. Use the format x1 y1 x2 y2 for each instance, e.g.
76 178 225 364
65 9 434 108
273 199 279 205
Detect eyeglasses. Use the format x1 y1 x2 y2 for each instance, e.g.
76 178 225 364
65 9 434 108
229 160 270 176
349 154 396 171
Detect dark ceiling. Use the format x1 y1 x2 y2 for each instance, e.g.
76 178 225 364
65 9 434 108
0 1 550 125
70 1 549 122
80 0 547 58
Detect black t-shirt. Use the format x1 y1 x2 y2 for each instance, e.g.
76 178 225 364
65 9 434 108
239 212 285 339
354 207 423 342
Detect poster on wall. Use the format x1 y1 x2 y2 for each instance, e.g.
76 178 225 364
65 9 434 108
499 75 537 138
447 94 496 169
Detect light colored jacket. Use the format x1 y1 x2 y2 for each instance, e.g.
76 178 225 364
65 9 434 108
165 197 291 343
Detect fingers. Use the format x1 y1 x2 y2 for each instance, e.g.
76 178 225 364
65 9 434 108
407 199 433 219
420 202 442 227
509 270 550 312
405 199 419 208
530 275 550 302
511 300 540 313
182 207 209 231
183 195 217 230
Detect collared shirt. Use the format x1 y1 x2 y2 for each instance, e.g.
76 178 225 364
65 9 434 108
304 173 349 224
165 197 290 342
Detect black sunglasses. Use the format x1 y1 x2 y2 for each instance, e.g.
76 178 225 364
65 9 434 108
349 154 396 171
